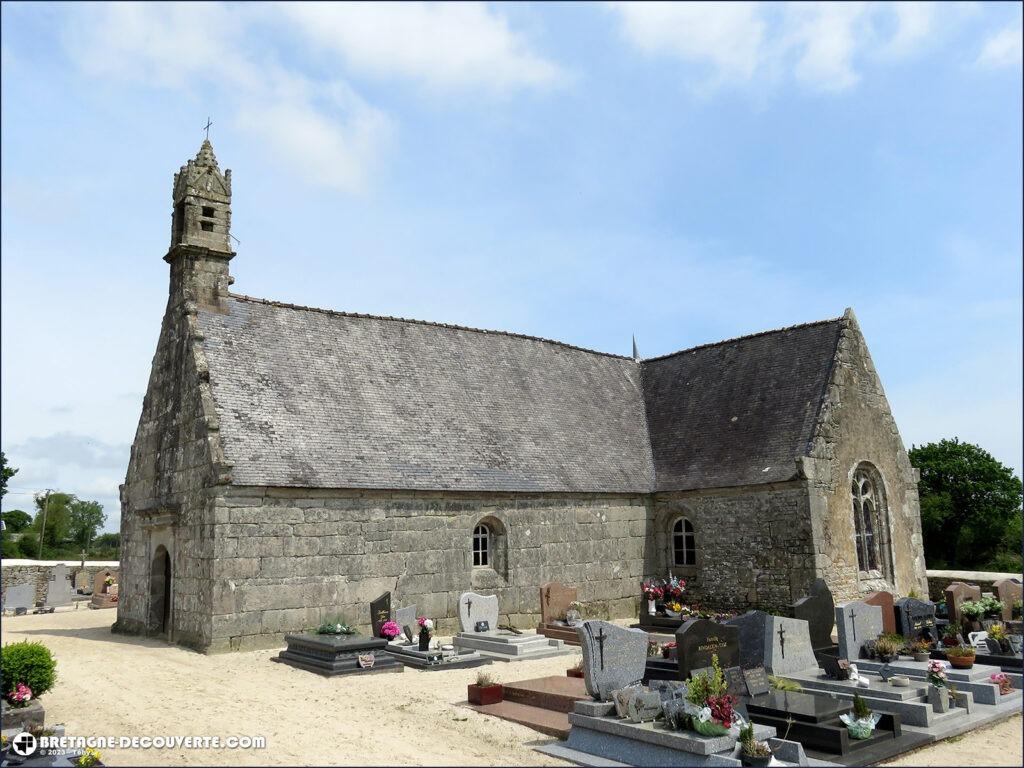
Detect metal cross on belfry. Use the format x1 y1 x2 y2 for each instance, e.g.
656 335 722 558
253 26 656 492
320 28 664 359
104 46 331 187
595 626 608 670
849 608 858 642
204 117 213 140
777 624 787 659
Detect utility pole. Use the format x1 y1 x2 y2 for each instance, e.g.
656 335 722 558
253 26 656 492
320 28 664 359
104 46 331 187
37 489 51 560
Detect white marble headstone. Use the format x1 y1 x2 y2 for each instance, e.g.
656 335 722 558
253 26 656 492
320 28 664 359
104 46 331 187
458 592 499 634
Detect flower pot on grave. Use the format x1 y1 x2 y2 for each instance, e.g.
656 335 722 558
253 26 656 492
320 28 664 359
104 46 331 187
928 686 950 713
468 684 503 706
912 652 930 662
646 599 657 615
741 753 773 768
948 655 975 669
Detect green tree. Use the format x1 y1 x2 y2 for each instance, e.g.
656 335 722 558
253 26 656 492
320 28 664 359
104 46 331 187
31 492 75 548
92 532 120 550
1 509 32 532
68 499 106 550
1 536 23 559
0 451 16 500
910 438 1023 570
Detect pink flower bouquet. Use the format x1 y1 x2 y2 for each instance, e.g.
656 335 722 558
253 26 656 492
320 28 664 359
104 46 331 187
380 620 401 640
8 683 32 708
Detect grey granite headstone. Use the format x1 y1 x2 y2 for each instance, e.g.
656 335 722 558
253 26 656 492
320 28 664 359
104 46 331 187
395 604 417 642
458 592 499 634
835 601 883 661
577 620 649 701
792 578 835 651
44 564 74 608
726 610 771 670
764 615 818 675
3 583 35 612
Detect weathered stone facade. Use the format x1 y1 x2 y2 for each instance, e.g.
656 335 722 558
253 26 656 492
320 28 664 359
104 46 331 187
116 140 928 652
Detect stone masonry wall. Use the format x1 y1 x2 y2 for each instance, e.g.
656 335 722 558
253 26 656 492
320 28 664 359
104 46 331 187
1 563 119 605
206 487 651 652
650 483 814 613
805 310 928 603
116 252 233 650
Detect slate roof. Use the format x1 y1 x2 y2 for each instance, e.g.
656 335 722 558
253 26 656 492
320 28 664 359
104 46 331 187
641 319 843 491
197 294 843 493
198 296 655 492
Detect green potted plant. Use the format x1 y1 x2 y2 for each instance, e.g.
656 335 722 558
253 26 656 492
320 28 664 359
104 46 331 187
980 596 1004 620
839 693 880 739
959 600 985 632
1013 599 1022 620
685 655 734 737
873 635 903 663
468 669 502 705
738 722 772 767
988 624 1011 654
945 644 976 670
911 639 932 662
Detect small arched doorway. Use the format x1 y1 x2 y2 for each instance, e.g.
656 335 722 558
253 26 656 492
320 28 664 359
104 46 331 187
149 545 171 637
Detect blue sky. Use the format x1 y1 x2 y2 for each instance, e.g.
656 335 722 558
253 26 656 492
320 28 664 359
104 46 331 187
2 2 1021 532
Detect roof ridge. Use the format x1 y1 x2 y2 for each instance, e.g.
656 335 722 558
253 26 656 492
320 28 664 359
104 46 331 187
641 315 844 364
226 292 633 361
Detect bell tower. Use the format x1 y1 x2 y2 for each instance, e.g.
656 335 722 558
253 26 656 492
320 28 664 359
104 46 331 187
165 139 235 309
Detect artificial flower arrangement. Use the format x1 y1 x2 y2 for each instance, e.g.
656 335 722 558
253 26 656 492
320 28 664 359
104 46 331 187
7 683 32 708
77 747 102 767
927 659 948 688
641 579 665 602
104 576 114 586
958 600 986 621
683 654 736 737
317 618 357 636
988 623 1010 653
990 673 1012 695
379 620 402 641
661 641 678 660
416 617 434 650
664 575 686 602
839 692 881 740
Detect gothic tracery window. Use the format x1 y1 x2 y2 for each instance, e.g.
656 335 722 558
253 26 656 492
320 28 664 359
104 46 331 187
672 517 696 566
851 465 888 576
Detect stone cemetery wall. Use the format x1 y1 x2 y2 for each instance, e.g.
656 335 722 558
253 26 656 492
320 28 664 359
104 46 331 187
925 570 1022 602
802 311 928 602
116 266 231 651
1 562 119 605
651 484 813 611
206 486 650 652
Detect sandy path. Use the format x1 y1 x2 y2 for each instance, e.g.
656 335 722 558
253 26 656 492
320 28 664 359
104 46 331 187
2 609 1019 766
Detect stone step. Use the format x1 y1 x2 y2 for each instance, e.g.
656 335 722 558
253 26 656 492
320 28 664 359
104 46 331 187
469 699 571 739
852 660 1017 705
856 658 1000 683
453 634 556 655
784 672 928 702
502 675 588 713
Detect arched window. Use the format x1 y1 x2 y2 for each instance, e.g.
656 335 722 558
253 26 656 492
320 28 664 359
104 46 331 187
851 465 890 576
473 524 490 567
672 517 696 566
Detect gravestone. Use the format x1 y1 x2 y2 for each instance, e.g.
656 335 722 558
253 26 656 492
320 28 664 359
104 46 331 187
1008 635 1023 655
944 582 981 626
894 597 937 641
675 618 740 679
792 578 835 651
93 570 115 594
3 582 35 614
863 590 896 636
993 578 1023 622
370 592 391 638
835 601 883 662
458 592 499 634
743 666 770 697
724 666 747 698
764 615 818 675
395 604 417 643
578 620 648 701
44 564 74 608
89 569 118 609
726 610 771 670
539 582 577 625
73 569 91 592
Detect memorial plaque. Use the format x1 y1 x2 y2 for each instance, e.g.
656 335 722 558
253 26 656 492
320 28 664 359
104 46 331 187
539 582 577 625
836 601 883 661
743 666 770 697
895 597 937 641
792 578 836 651
458 592 499 634
370 592 392 638
675 618 739 679
821 656 851 681
474 620 490 633
725 666 747 698
864 590 897 636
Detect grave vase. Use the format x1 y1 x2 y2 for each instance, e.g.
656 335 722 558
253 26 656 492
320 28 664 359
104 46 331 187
647 599 656 615
418 630 431 651
928 685 950 713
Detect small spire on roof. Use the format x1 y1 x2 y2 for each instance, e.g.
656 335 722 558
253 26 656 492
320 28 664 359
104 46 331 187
195 138 218 168
632 334 641 362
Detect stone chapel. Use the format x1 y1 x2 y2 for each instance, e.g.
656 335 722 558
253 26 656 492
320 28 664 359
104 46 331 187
115 141 928 652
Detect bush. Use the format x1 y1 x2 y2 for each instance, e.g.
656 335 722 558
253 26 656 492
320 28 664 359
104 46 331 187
1 641 57 699
1 536 22 559
15 532 38 559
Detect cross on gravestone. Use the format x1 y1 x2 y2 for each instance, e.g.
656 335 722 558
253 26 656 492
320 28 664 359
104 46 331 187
777 624 786 658
596 626 608 669
850 608 857 642
467 598 473 617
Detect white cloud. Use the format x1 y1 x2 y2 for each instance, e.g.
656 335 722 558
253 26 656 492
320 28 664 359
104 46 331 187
977 17 1023 69
277 2 564 92
608 1 956 93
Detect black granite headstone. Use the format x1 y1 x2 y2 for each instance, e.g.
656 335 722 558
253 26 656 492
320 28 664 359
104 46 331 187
675 618 740 680
743 666 770 697
370 592 392 638
725 666 747 698
792 578 836 651
894 597 937 641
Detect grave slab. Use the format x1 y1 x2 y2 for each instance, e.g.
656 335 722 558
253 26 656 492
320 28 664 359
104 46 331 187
273 633 404 677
